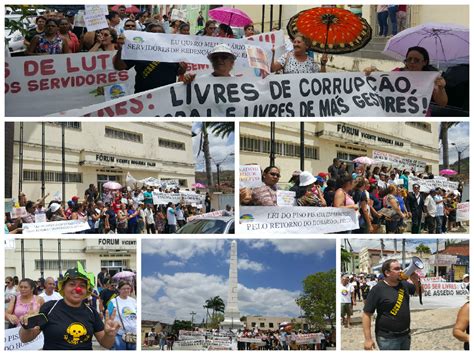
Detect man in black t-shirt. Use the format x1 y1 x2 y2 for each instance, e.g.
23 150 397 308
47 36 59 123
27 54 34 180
99 282 117 318
363 259 421 350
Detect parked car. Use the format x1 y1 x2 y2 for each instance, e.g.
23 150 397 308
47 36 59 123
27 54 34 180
176 216 234 234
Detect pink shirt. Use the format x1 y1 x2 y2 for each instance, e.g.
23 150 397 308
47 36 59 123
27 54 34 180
12 295 41 326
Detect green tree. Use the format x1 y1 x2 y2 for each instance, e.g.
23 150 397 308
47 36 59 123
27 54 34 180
208 313 224 329
340 248 351 273
415 243 431 256
296 269 336 329
171 319 193 334
204 296 225 319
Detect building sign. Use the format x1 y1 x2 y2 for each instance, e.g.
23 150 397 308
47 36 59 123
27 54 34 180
336 124 404 147
95 153 156 168
85 238 137 251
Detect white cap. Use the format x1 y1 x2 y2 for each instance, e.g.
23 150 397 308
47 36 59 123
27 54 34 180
463 274 469 279
299 171 316 187
49 203 61 213
207 44 236 60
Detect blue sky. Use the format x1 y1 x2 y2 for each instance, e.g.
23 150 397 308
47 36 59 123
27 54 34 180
142 239 335 323
192 122 235 172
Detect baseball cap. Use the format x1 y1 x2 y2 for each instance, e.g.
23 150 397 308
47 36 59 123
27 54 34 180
208 44 236 60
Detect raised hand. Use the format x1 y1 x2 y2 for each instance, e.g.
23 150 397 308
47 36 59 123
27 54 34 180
104 308 121 336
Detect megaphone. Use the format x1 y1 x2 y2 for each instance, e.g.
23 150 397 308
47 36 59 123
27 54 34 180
400 256 424 279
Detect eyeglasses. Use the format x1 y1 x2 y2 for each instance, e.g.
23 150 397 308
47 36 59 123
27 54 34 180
268 172 281 178
404 57 423 64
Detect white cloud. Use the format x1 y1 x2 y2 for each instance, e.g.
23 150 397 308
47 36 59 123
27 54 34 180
192 124 235 172
237 258 266 272
440 122 470 164
269 239 336 257
164 260 185 267
142 239 226 260
142 272 301 324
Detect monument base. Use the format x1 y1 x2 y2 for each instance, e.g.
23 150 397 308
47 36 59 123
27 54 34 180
220 318 244 331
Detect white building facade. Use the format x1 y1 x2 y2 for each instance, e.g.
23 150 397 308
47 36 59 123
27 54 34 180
10 122 195 201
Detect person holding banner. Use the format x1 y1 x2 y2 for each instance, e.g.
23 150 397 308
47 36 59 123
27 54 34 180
241 166 280 206
271 33 328 74
26 19 71 55
113 23 187 93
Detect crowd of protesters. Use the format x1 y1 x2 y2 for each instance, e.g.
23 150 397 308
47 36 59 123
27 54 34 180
240 159 466 234
5 183 226 234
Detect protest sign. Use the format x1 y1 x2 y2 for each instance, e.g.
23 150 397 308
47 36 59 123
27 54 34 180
246 45 270 73
240 165 263 188
121 31 272 68
83 11 108 32
240 206 359 234
5 326 44 351
295 333 319 345
85 5 108 16
73 10 86 27
179 330 206 336
10 207 27 219
408 177 459 193
6 51 133 116
418 282 469 308
126 172 180 188
171 9 187 22
456 202 469 222
52 71 438 117
152 192 205 205
237 338 266 345
373 150 426 171
22 220 90 234
277 190 296 206
187 210 225 222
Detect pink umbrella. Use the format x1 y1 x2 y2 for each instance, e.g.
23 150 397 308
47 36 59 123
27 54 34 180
353 156 374 165
103 181 122 190
112 271 135 279
208 7 253 27
192 183 207 189
439 169 457 176
111 5 140 14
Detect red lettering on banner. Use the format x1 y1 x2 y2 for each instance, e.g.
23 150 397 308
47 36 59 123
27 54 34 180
129 98 144 114
40 78 49 90
27 80 38 91
118 71 129 81
50 78 60 89
96 73 107 85
108 72 118 82
5 62 10 78
116 101 128 115
97 54 109 70
5 82 21 94
66 57 80 73
24 59 55 76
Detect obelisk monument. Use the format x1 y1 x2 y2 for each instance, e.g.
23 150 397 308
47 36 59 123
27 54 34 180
221 240 243 330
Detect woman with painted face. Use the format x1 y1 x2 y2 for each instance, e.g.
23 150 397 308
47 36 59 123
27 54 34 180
107 280 137 350
271 33 328 74
19 262 121 350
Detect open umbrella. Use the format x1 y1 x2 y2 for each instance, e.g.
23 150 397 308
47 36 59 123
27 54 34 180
383 23 469 65
192 183 207 189
103 181 122 190
439 169 457 176
208 7 252 27
353 156 374 165
287 7 372 54
112 271 135 279
111 5 140 14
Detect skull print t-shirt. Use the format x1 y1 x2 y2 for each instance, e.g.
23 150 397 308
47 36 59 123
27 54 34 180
40 299 104 350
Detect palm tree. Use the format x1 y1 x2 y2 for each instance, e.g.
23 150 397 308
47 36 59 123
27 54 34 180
439 122 460 169
196 123 235 190
204 295 225 319
415 243 431 257
340 248 351 273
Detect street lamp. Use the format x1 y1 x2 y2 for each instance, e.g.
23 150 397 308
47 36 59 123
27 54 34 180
213 153 235 191
451 143 468 175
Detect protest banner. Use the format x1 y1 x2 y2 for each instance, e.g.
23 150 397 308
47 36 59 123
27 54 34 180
22 220 90 235
6 51 133 116
240 165 263 188
419 282 469 308
52 71 438 117
10 207 27 219
5 326 44 350
372 150 426 171
152 192 205 205
240 206 359 234
277 190 296 206
121 31 273 68
179 330 206 336
187 210 225 222
295 333 319 345
237 338 266 345
408 177 459 193
246 45 270 73
171 8 187 22
422 276 447 282
126 172 180 188
456 202 469 222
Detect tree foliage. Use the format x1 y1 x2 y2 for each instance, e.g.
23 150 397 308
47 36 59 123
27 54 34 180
415 243 431 255
171 319 193 334
296 269 336 329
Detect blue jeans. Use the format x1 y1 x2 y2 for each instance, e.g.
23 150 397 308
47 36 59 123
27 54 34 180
377 11 389 36
376 334 410 350
435 215 443 234
114 334 136 350
388 6 398 35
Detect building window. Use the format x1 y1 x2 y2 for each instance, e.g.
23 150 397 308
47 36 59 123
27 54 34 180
269 322 274 328
159 138 185 151
105 127 143 143
337 152 361 161
260 322 265 328
251 322 256 327
48 122 82 130
240 136 319 160
405 122 432 132
35 259 86 270
23 170 83 183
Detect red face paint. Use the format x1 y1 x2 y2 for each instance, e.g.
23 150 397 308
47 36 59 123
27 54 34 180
74 286 83 293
